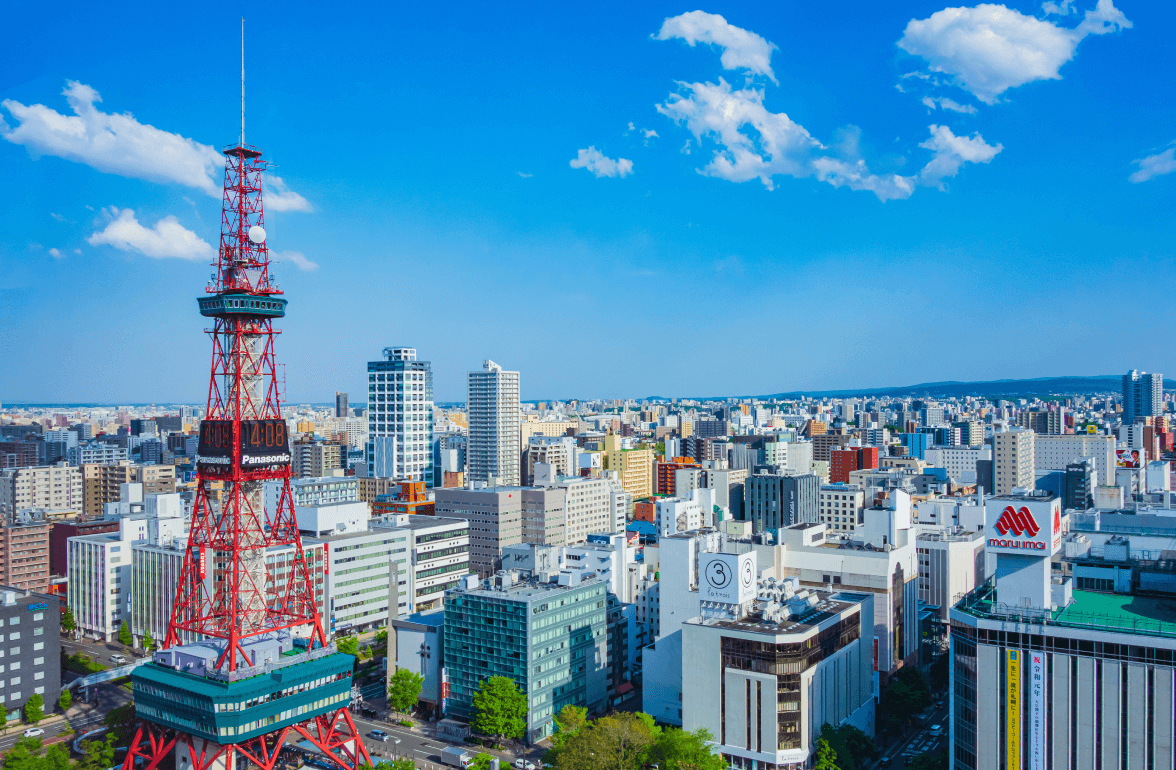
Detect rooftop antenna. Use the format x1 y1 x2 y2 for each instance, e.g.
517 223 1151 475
240 17 245 147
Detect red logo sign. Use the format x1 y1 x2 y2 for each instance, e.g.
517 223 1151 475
994 505 1039 537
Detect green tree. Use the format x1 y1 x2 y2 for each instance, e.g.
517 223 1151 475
77 736 117 770
647 727 724 770
544 705 590 766
118 620 132 647
382 759 416 770
471 676 528 745
336 635 359 656
24 692 43 723
2 737 41 770
814 738 840 770
895 667 932 711
820 724 875 770
61 608 77 635
908 751 948 770
143 630 156 652
468 754 495 770
44 744 72 770
58 689 72 712
388 667 424 715
556 713 656 770
104 702 137 742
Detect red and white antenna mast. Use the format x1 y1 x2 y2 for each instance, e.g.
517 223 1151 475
119 23 370 770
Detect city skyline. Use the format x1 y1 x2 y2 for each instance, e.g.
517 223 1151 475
3 1 1173 404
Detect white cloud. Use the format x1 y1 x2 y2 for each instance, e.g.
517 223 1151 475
918 124 1003 188
656 79 1000 200
1 81 313 210
643 129 659 139
570 147 633 178
1043 0 1075 14
264 175 312 212
654 11 778 84
898 1 1130 104
86 207 215 260
273 250 319 272
50 212 66 222
1129 145 1176 183
1 82 224 195
516 171 533 178
922 96 979 114
47 248 63 259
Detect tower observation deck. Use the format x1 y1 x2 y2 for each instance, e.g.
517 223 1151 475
119 38 370 770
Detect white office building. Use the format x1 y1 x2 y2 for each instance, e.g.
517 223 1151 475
366 347 434 484
467 360 521 487
923 445 990 483
1033 433 1115 490
655 488 717 538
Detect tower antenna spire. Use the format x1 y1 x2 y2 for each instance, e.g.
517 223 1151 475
240 17 245 147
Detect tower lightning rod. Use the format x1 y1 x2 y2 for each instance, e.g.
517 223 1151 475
240 17 245 147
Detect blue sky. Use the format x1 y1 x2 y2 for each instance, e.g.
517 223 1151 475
1 0 1172 404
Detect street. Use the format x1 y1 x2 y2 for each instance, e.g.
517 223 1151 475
867 700 950 769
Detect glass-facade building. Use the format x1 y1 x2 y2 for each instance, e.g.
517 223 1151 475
442 575 608 742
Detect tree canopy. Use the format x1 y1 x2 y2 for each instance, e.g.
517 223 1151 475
471 676 528 743
336 635 359 656
24 693 43 723
646 727 725 770
388 668 424 715
3 738 72 770
61 608 76 633
117 620 132 647
469 754 495 770
820 724 876 770
814 738 840 770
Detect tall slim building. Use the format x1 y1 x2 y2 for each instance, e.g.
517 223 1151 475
1122 369 1163 424
367 347 435 484
467 360 520 487
335 391 349 418
993 428 1035 494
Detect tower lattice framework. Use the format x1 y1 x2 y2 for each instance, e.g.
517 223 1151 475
119 140 372 770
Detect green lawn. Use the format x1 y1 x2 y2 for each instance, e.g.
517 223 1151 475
1058 590 1176 637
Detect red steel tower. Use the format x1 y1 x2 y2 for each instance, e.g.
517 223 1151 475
120 84 371 770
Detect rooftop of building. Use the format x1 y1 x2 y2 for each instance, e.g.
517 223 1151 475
450 573 603 601
401 515 467 531
955 581 1176 640
989 492 1059 502
690 589 866 636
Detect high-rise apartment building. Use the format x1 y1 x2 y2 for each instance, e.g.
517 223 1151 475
604 433 654 502
1122 369 1163 424
367 347 435 484
0 466 83 519
467 360 520 487
954 420 985 447
335 391 349 418
993 428 1035 494
292 441 345 478
81 463 176 518
0 521 50 592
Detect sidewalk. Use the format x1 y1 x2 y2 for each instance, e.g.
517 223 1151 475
0 714 70 740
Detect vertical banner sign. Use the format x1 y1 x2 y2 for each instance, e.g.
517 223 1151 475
198 545 207 580
441 667 450 716
1030 654 1045 770
1007 650 1022 770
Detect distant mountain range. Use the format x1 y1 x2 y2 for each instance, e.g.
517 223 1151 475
753 375 1176 400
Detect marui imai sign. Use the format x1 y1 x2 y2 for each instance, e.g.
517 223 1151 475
985 497 1062 557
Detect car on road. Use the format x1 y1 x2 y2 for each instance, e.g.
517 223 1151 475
879 758 891 767
929 724 943 737
514 761 536 770
111 654 127 665
23 728 44 738
369 730 390 742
